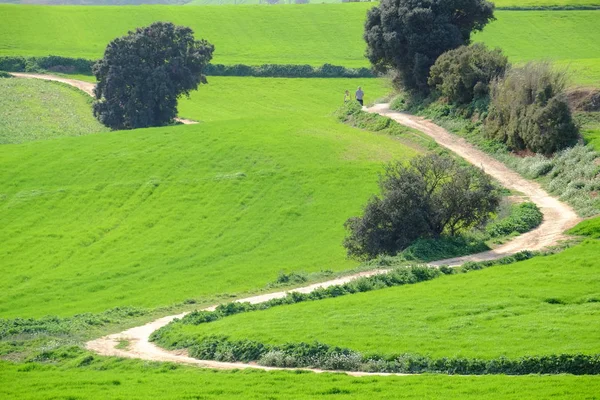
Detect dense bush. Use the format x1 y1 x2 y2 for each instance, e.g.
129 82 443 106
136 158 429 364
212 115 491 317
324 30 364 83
486 202 543 237
428 44 508 105
343 154 500 259
0 55 94 74
178 335 600 375
364 0 495 92
485 62 579 154
93 22 214 129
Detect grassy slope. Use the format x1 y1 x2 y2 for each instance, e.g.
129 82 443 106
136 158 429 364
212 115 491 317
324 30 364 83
0 77 422 318
0 78 107 144
160 225 600 359
2 360 600 400
0 5 598 84
473 11 600 85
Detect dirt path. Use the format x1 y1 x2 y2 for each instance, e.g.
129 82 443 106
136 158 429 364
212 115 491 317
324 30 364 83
83 103 580 375
9 73 197 125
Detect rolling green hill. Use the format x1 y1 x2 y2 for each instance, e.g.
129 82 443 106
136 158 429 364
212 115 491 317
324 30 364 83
154 219 600 359
0 78 107 144
0 6 598 84
0 77 423 318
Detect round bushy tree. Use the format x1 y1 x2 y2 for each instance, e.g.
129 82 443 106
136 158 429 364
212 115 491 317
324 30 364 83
344 154 499 260
364 0 495 92
485 62 579 154
93 22 214 130
428 44 508 105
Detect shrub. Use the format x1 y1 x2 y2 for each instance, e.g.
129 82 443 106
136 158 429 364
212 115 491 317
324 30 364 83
343 154 500 259
428 44 508 105
184 336 600 375
364 0 495 92
485 62 579 154
486 202 543 237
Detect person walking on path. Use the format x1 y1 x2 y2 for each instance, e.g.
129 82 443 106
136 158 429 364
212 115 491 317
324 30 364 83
355 87 364 106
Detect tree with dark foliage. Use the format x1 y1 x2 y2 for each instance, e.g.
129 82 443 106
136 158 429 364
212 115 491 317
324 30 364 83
364 0 495 92
344 154 499 260
93 22 214 130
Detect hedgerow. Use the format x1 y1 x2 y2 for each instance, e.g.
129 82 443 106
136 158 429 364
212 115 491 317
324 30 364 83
176 335 600 375
0 56 375 78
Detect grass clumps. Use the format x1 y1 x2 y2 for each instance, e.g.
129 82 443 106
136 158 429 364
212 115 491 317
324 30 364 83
486 202 543 238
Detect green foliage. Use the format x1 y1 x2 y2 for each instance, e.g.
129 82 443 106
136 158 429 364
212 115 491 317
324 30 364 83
486 202 543 237
429 44 508 105
93 22 214 129
344 154 500 259
0 78 108 144
364 0 495 91
485 62 578 154
335 100 409 137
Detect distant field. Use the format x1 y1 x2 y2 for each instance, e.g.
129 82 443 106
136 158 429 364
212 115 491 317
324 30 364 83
0 4 373 66
473 11 600 85
0 6 599 84
0 77 422 318
2 359 600 400
0 78 107 144
157 231 600 359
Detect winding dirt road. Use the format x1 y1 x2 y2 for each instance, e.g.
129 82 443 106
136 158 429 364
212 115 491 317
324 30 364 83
82 101 580 375
12 72 579 374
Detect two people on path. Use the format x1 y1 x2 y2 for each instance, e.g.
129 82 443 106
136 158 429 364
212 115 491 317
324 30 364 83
345 87 364 106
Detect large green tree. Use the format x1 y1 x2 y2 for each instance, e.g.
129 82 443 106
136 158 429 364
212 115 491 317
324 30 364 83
364 0 495 92
93 22 214 130
344 154 499 259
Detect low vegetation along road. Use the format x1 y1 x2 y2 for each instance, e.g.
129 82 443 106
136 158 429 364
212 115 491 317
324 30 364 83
12 73 580 375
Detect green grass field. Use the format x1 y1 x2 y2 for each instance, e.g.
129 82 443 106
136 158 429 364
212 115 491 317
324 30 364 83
156 225 600 359
2 359 600 399
0 5 598 84
473 11 600 85
0 77 424 319
0 78 107 144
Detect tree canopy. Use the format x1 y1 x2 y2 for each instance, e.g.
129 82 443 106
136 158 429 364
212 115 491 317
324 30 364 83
93 22 214 130
364 0 495 92
344 154 499 260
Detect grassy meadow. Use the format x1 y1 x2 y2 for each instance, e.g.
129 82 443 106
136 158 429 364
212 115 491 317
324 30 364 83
0 78 107 144
0 77 425 319
0 5 599 84
3 358 600 400
156 232 600 359
2 359 600 400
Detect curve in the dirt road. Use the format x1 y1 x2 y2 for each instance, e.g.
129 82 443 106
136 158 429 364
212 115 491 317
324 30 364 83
84 103 580 376
9 72 198 125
